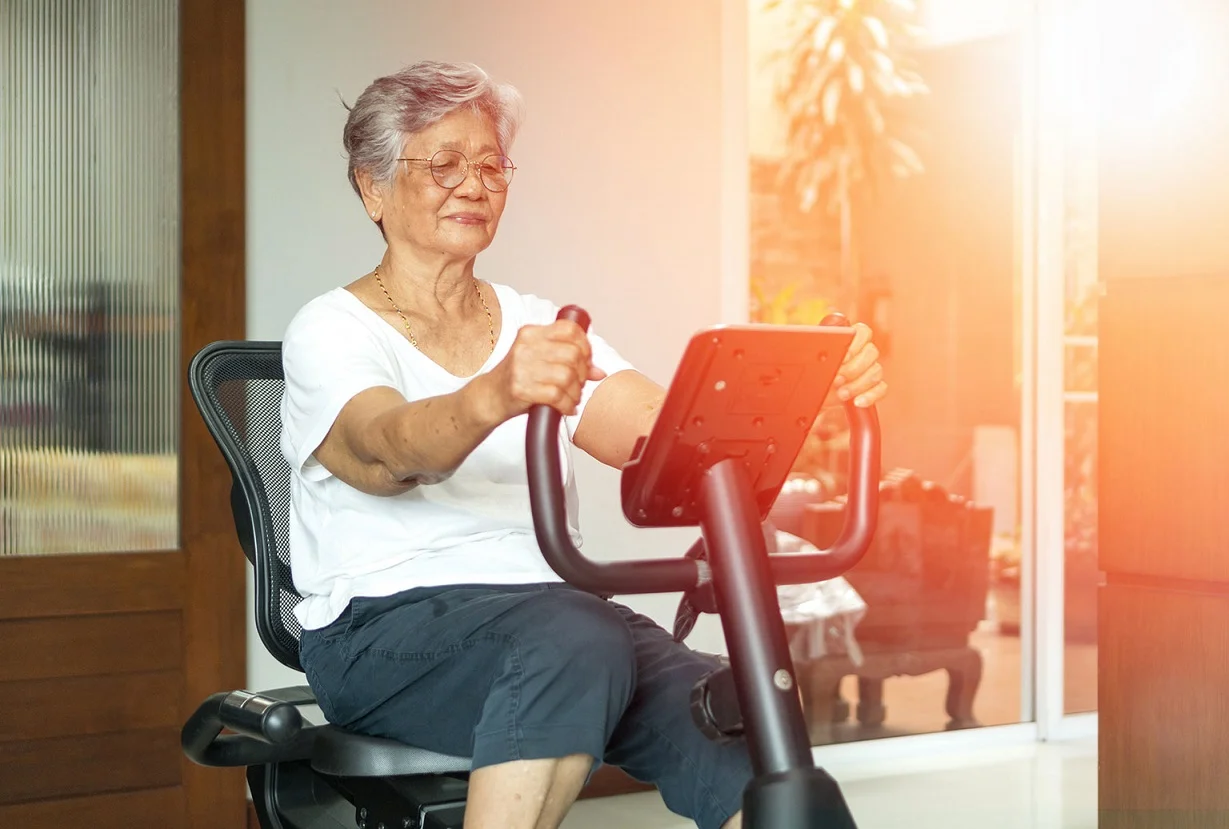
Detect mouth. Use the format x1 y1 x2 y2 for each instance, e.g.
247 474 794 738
445 214 487 226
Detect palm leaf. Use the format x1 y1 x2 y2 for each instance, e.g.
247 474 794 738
765 0 926 219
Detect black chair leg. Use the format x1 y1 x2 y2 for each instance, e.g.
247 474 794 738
247 765 282 829
248 762 355 829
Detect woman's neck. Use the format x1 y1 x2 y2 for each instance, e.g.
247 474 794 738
378 247 479 315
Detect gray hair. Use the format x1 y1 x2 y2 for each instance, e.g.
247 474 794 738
342 60 524 199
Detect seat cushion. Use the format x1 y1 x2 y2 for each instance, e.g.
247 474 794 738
310 725 472 777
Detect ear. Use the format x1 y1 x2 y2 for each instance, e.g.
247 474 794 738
356 168 385 222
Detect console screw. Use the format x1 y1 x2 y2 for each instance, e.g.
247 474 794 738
773 669 794 691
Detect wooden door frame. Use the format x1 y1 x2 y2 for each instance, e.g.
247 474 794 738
0 0 246 825
180 0 248 824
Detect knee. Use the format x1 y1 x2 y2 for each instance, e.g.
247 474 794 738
549 592 635 673
527 590 637 701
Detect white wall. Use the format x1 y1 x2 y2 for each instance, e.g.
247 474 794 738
246 0 736 689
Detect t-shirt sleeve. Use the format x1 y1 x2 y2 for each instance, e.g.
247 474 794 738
280 298 401 482
517 293 637 437
570 324 636 436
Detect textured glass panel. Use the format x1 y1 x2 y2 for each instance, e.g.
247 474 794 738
0 1 180 556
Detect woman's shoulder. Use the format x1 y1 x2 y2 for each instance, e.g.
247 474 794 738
283 287 381 343
487 281 562 325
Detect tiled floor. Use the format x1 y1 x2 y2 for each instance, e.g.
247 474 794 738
562 736 1097 828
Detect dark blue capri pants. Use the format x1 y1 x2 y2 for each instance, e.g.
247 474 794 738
299 582 754 829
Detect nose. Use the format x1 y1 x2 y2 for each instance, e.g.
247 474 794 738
453 162 486 197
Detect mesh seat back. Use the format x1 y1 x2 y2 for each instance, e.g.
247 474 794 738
189 341 303 671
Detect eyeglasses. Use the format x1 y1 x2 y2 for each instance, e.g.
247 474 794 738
398 149 516 192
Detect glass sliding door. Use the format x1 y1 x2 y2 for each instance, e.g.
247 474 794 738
1057 0 1100 718
747 0 1033 745
1025 0 1101 726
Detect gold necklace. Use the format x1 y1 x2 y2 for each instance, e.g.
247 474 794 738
373 264 495 351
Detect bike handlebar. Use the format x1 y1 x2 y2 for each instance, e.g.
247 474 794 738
526 306 880 595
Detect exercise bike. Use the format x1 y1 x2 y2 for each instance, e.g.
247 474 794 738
527 307 877 828
182 309 879 829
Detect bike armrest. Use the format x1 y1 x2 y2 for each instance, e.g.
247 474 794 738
182 687 318 768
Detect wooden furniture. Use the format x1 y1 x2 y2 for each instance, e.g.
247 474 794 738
797 647 983 745
1098 274 1229 828
796 489 993 743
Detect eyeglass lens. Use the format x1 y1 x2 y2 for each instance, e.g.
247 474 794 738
430 150 514 192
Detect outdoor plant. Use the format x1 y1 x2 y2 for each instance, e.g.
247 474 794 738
762 0 928 318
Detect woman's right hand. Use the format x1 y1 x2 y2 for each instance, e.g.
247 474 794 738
488 319 607 419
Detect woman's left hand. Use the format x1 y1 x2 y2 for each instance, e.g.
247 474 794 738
827 322 887 409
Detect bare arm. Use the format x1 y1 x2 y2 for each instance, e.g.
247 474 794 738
312 319 603 496
314 378 504 496
572 370 666 469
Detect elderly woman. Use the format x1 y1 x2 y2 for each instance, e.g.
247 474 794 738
280 61 886 829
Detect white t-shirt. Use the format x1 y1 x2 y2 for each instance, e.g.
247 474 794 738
279 282 636 630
